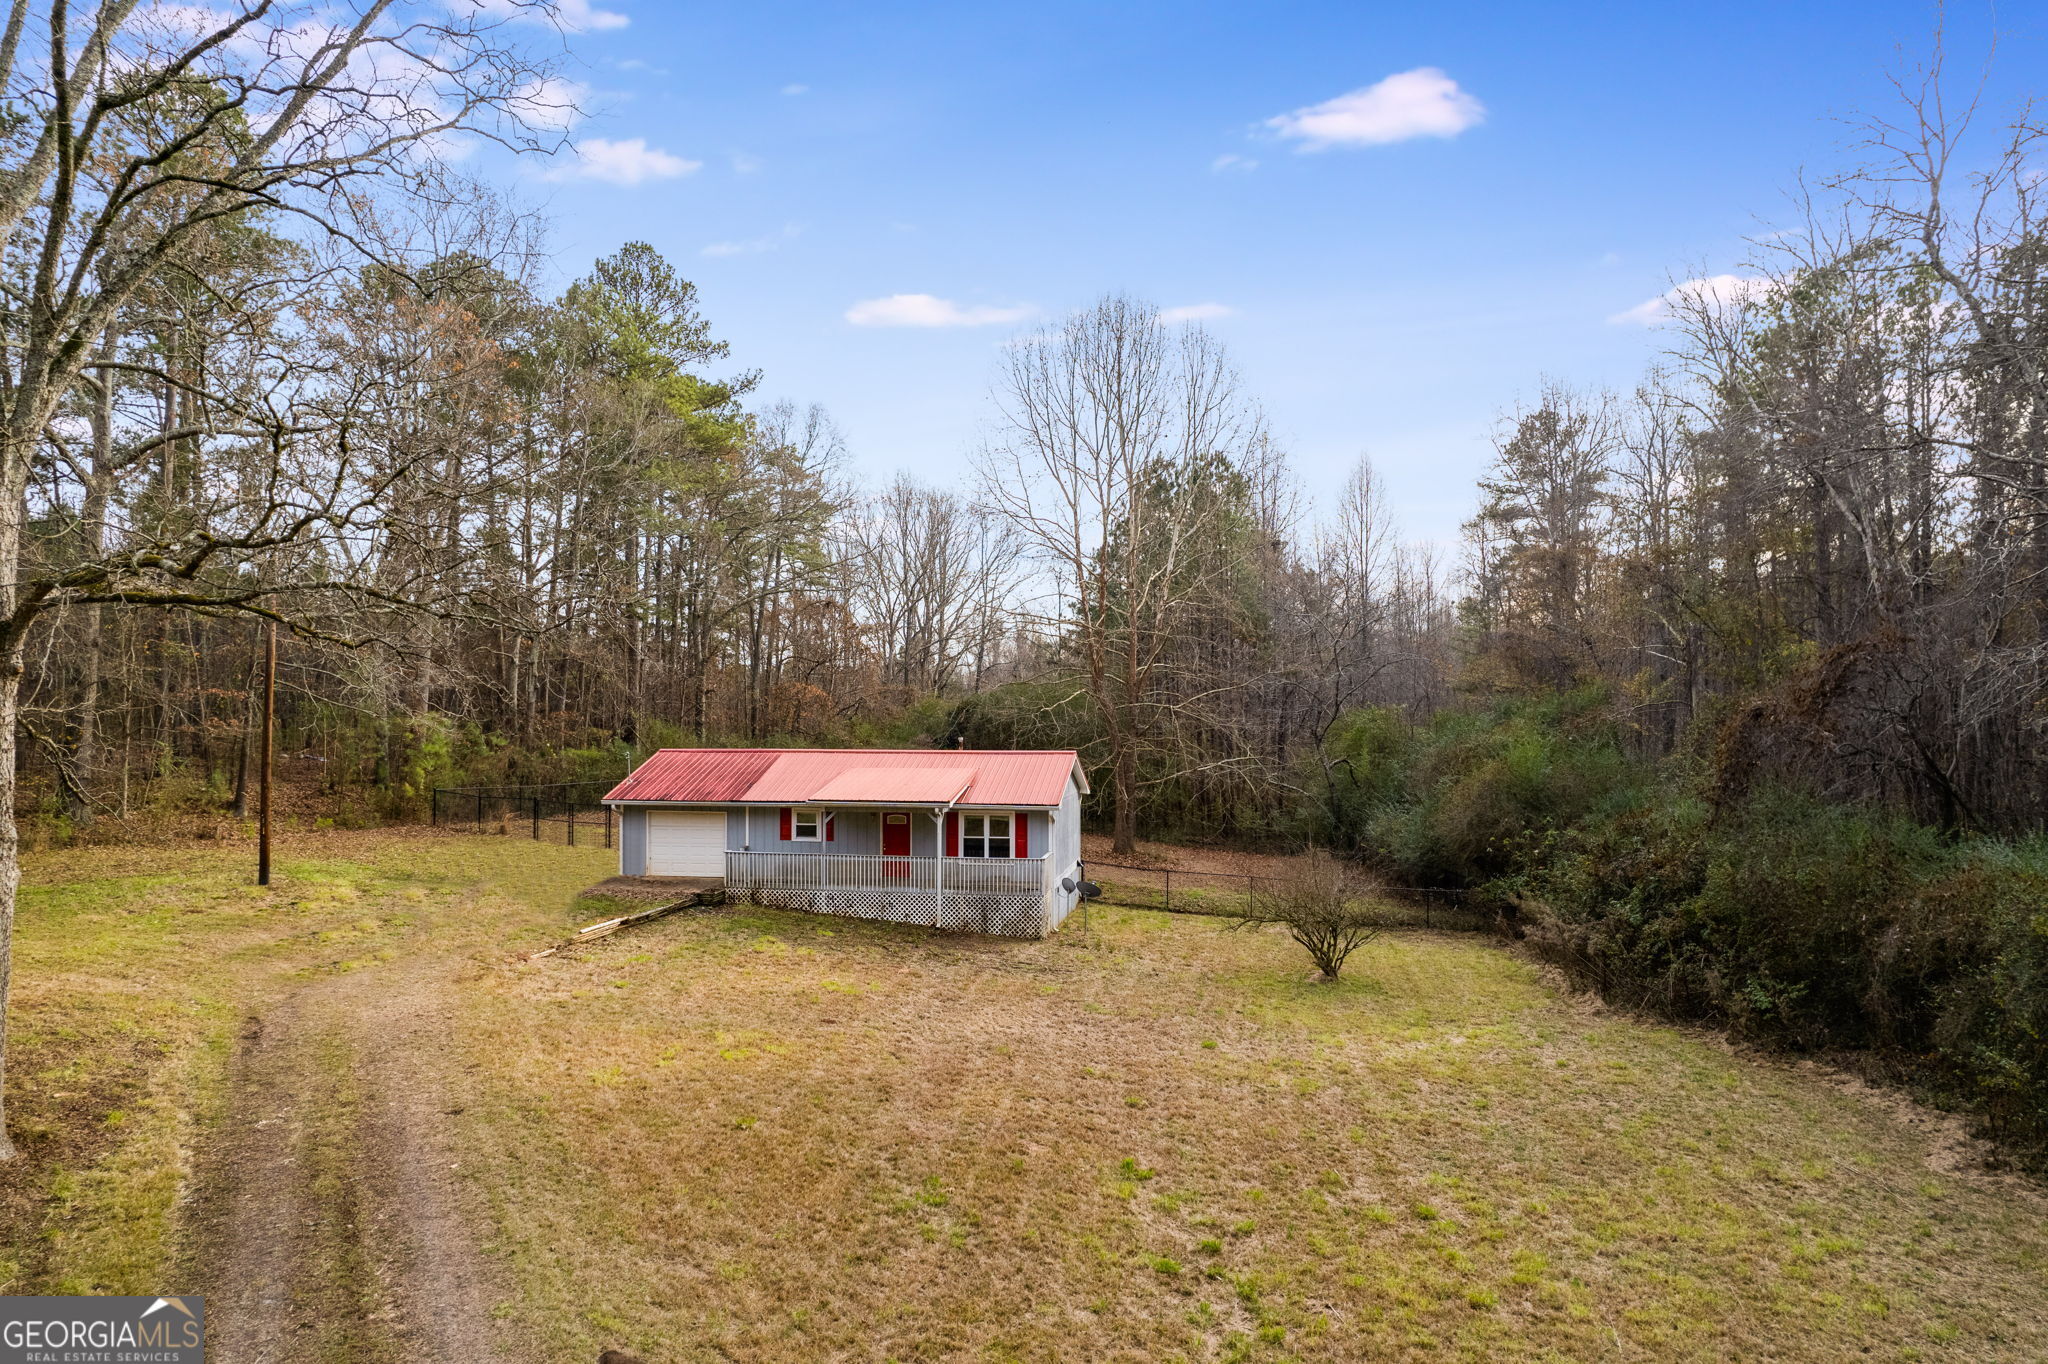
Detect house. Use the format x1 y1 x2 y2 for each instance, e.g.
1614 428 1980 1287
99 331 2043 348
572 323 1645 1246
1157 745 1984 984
603 748 1091 938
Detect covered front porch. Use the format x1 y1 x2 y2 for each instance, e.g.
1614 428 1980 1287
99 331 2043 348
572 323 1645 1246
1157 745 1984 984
725 808 1048 934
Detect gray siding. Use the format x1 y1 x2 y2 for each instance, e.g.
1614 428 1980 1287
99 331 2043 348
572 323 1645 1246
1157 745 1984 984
619 806 647 876
835 810 880 852
721 805 1048 857
1045 778 1084 930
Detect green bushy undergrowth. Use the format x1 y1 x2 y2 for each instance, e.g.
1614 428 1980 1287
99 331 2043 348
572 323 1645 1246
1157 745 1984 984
1318 689 1647 883
1346 694 2048 1157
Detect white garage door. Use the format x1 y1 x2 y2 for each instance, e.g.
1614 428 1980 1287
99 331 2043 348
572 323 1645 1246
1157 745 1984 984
646 810 727 876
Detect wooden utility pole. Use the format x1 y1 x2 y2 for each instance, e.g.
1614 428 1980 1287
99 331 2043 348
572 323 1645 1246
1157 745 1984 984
258 622 276 886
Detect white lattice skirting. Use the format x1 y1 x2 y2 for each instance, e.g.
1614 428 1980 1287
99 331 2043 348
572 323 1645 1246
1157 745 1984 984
746 887 1047 938
723 849 1053 938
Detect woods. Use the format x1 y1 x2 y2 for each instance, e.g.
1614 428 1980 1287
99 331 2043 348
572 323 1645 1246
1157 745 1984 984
2 0 570 1159
1344 73 2048 1152
1452 79 2048 836
6 7 2048 1155
15 13 2048 1362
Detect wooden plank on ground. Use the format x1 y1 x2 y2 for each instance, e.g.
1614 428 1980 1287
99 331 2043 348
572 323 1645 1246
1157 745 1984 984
526 888 722 959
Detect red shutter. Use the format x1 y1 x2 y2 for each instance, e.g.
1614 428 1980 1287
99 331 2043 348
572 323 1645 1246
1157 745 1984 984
1015 812 1029 858
779 807 792 841
944 811 959 857
825 813 836 842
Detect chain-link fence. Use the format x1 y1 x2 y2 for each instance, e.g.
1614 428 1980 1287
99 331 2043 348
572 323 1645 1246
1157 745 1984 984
1084 860 1492 932
430 780 622 848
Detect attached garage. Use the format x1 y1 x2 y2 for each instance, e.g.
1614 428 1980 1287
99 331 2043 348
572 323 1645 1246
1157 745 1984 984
645 810 726 876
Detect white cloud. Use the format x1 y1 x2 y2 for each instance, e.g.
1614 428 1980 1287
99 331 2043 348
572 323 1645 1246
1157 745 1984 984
730 151 764 174
1159 302 1234 322
781 83 809 96
1609 273 1775 326
127 9 460 145
551 0 630 31
1211 153 1258 173
417 132 478 163
475 0 629 32
510 76 586 132
544 137 699 186
703 224 802 257
844 294 1035 328
1266 68 1483 150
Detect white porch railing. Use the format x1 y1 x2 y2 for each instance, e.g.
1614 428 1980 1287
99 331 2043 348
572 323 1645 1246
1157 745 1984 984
723 849 1047 936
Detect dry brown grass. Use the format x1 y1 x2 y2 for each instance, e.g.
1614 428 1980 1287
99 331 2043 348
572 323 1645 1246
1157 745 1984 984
3 828 612 1295
457 895 2048 1363
15 832 2048 1362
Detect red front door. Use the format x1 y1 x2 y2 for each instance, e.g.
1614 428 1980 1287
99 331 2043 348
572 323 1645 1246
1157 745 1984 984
881 812 912 865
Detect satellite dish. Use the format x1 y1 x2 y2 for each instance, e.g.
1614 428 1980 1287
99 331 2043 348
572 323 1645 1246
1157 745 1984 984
1079 880 1102 901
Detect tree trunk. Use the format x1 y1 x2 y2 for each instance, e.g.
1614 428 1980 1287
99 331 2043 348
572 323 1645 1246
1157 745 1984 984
63 337 119 826
1111 736 1137 855
64 605 100 827
0 424 27 1160
231 630 259 820
0 648 18 1160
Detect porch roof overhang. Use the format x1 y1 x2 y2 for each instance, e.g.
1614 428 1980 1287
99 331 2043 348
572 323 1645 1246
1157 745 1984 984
809 766 972 804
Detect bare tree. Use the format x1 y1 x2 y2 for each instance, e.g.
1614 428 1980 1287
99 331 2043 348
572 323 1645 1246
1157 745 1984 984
978 294 1270 853
840 474 1021 697
1228 848 1385 982
0 0 561 1160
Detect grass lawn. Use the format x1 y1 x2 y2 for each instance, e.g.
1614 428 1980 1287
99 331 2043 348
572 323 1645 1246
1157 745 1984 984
463 893 2048 1363
0 829 612 1296
4 831 2046 1362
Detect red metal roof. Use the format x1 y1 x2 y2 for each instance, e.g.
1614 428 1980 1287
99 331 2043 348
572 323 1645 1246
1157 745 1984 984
604 748 779 803
605 749 1085 807
809 767 975 803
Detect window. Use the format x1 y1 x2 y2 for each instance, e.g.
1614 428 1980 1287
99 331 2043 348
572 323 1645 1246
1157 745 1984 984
792 808 822 841
961 813 1012 859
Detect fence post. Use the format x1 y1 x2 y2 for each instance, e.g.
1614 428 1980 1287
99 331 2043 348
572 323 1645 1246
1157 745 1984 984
605 806 614 849
1164 869 1172 914
474 792 483 831
568 808 577 847
532 796 541 841
431 790 438 827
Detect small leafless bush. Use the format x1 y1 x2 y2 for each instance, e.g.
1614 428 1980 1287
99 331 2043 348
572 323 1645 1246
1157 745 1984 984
1227 849 1386 981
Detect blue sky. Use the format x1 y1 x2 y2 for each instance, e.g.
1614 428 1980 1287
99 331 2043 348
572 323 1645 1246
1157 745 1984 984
506 0 2041 548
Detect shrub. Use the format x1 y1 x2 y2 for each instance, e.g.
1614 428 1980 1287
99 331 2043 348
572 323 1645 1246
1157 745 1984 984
1354 690 1649 887
1316 692 2048 1160
1227 850 1386 981
1508 786 2048 1157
